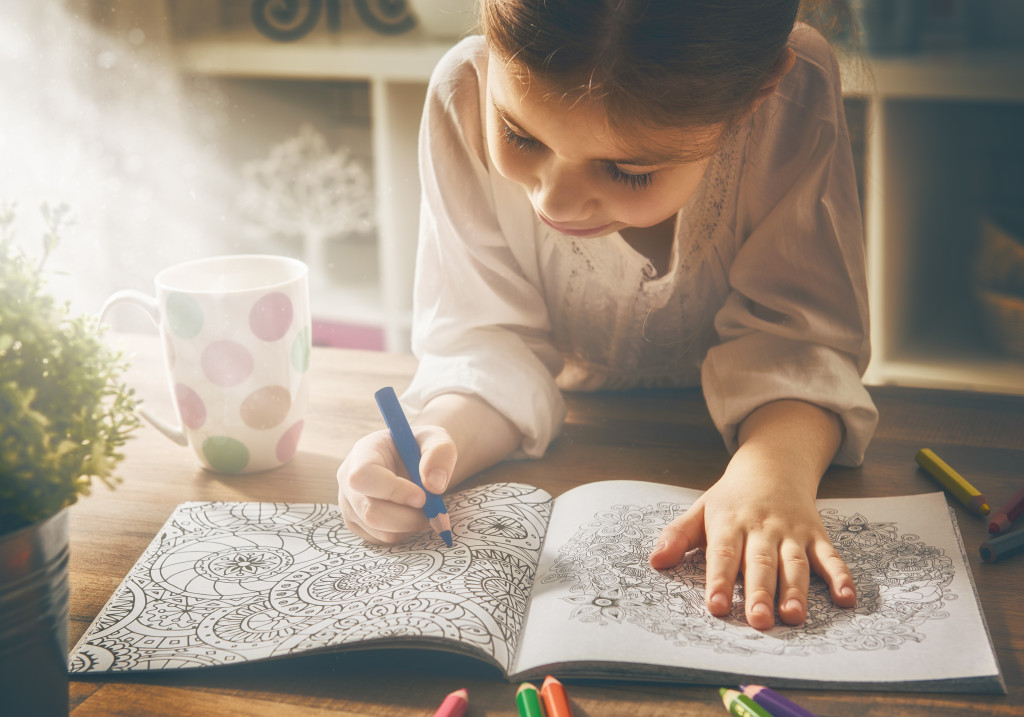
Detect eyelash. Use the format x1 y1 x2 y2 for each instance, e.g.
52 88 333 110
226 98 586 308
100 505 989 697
606 165 655 191
500 123 538 151
499 122 656 191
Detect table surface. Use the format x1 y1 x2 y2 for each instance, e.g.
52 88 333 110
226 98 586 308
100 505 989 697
68 335 1024 716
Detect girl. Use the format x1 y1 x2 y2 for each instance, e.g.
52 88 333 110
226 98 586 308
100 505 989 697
337 0 878 631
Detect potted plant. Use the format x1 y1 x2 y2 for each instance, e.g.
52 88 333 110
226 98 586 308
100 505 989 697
0 203 140 716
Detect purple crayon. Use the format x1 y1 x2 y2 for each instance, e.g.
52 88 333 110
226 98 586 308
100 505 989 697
740 685 819 717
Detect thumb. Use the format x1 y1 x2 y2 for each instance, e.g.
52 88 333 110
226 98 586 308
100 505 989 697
415 428 457 494
649 501 707 570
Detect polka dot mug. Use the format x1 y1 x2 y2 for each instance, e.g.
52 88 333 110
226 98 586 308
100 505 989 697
101 255 311 474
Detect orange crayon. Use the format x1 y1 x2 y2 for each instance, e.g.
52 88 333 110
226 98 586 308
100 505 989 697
541 675 573 717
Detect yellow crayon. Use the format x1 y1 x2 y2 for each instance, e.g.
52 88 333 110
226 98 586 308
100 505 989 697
915 448 989 516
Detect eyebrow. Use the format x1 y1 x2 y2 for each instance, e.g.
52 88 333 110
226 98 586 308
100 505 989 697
492 101 681 168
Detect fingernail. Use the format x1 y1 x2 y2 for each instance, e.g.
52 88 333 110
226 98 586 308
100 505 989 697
709 592 730 612
784 598 803 614
752 602 773 620
651 540 667 556
840 586 855 600
424 468 447 493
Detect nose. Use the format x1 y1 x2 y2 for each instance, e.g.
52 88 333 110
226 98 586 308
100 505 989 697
532 160 596 223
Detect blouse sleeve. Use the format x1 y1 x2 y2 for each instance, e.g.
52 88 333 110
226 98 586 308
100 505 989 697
401 38 566 458
700 26 878 466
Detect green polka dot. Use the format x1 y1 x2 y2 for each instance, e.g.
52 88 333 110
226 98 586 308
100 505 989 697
166 292 203 339
202 436 250 474
291 326 311 373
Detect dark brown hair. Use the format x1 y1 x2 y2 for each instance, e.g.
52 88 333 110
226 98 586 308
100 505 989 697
481 0 806 151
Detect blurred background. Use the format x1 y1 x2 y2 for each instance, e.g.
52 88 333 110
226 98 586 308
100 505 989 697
1 0 1023 395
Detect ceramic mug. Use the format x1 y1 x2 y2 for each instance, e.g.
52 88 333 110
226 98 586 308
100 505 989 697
101 255 311 474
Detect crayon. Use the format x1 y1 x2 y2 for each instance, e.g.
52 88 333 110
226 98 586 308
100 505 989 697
740 684 819 717
375 386 453 546
915 448 990 516
720 688 772 717
980 528 1024 564
988 485 1024 535
516 682 545 717
433 687 468 717
541 675 573 717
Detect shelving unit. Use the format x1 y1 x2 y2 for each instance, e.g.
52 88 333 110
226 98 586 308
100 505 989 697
171 25 1024 395
842 51 1024 395
174 29 453 352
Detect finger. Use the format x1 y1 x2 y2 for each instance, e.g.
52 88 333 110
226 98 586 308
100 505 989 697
337 494 417 544
345 456 425 509
740 535 778 630
338 457 429 538
777 540 811 625
416 429 457 494
703 528 742 618
810 539 857 607
649 502 707 569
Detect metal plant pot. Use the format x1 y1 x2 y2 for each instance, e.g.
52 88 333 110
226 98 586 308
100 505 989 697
0 509 70 716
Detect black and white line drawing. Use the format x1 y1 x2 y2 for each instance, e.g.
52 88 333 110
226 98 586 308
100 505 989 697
540 501 956 657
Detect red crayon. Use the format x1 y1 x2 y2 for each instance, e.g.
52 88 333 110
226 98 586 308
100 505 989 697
433 687 468 717
988 485 1024 535
740 684 819 717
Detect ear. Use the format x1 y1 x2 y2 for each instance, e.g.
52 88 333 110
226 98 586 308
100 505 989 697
749 47 797 114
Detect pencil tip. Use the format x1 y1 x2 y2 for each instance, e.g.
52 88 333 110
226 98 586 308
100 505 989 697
441 530 453 547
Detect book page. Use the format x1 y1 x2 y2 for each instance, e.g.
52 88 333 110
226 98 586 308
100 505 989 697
69 483 552 675
511 480 1002 690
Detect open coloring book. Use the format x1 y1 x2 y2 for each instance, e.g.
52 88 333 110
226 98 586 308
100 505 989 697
68 480 1005 692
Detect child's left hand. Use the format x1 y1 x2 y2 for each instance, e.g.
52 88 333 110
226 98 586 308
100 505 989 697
648 399 857 630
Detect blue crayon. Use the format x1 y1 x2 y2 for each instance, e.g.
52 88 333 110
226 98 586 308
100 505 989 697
980 528 1024 564
374 386 453 547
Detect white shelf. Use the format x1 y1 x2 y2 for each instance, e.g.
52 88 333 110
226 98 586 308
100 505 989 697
842 49 1024 101
859 54 1024 397
868 356 1024 395
175 33 454 81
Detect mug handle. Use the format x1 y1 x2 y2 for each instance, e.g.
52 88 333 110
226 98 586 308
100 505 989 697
100 290 188 447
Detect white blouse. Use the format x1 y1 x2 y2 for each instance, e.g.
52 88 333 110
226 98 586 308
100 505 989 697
403 25 878 466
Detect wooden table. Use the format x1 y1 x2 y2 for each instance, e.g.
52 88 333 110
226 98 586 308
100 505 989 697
68 336 1024 716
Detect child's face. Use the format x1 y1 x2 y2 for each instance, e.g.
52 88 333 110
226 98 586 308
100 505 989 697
486 54 718 239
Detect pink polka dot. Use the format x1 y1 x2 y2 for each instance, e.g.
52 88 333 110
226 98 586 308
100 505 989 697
174 383 206 430
249 292 294 342
275 420 304 463
201 340 254 387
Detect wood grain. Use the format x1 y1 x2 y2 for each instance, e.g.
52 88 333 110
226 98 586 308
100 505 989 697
67 334 1024 715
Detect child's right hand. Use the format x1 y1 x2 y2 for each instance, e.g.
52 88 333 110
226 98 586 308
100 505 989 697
336 426 457 544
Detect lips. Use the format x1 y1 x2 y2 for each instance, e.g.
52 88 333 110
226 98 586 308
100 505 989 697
538 213 613 238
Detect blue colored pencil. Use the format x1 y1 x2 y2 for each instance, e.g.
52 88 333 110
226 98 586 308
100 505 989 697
374 386 453 546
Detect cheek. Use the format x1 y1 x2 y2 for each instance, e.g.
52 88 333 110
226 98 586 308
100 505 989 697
615 168 708 226
607 189 684 227
487 139 530 185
